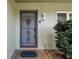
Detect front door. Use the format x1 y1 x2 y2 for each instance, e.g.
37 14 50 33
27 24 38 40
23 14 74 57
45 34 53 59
20 10 38 48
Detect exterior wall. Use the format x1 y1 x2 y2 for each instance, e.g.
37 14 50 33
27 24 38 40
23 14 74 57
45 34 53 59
15 3 72 49
7 0 16 59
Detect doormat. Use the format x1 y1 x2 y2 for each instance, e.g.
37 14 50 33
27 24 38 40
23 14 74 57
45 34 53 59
20 51 37 57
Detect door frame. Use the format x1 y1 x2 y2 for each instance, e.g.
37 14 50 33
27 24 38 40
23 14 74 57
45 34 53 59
20 10 38 48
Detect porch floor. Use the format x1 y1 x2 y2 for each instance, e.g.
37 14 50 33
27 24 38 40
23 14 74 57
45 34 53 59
12 49 63 59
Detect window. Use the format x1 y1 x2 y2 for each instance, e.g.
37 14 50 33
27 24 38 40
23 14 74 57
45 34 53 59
69 13 72 20
57 11 72 23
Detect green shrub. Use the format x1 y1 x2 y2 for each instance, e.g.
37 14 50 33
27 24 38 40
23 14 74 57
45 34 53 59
54 20 72 59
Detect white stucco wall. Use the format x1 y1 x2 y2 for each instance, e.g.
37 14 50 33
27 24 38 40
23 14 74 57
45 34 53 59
15 3 72 49
7 0 16 59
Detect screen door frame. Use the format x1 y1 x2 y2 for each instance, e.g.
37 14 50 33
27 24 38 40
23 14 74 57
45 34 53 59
20 10 38 48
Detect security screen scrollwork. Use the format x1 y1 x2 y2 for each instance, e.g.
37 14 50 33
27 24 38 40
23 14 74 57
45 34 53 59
25 19 31 43
21 12 37 47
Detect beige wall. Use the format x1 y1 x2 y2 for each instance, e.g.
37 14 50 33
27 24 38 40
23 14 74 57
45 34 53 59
7 0 16 59
15 3 72 49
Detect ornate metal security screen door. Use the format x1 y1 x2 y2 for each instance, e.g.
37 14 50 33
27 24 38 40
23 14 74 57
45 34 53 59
20 11 38 48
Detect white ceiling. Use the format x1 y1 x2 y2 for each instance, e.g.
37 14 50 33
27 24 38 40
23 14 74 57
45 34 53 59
15 0 72 3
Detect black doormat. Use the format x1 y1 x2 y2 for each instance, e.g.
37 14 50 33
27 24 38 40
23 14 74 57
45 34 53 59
20 51 37 57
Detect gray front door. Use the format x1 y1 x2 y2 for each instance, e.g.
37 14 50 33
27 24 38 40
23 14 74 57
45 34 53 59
20 11 38 48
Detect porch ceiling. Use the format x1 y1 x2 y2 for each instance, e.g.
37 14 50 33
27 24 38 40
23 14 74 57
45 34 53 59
15 0 72 3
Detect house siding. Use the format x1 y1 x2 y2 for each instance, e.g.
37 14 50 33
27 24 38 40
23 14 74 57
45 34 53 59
15 3 72 49
7 0 16 59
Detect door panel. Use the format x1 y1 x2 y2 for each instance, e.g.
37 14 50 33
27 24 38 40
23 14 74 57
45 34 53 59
20 11 38 48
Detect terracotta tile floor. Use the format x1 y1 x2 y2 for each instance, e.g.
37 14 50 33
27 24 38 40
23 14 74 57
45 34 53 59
12 49 63 59
13 50 46 59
